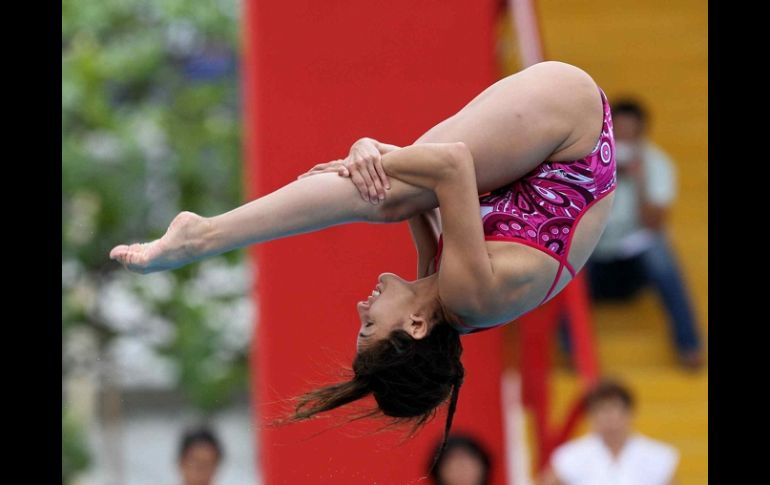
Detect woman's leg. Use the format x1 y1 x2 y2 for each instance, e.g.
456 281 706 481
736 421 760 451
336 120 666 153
204 166 439 252
110 147 442 273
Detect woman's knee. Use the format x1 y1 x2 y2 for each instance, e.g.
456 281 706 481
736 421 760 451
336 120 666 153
361 188 414 223
373 194 423 223
366 200 402 223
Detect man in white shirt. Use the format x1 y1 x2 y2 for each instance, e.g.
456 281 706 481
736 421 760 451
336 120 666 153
586 98 703 369
538 379 679 485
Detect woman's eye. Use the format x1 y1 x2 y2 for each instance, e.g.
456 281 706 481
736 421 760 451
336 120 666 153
367 321 374 327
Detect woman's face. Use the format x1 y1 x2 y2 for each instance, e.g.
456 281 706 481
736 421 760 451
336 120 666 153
355 272 435 353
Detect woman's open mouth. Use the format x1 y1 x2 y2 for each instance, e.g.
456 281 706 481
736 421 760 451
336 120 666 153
366 284 383 304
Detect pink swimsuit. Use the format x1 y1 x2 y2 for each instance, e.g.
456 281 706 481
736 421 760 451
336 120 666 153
434 87 617 335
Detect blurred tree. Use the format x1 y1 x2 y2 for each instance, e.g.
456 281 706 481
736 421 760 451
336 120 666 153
62 0 248 479
62 408 91 484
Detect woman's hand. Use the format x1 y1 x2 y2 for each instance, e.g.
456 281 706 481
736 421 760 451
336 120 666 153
297 138 392 204
297 159 348 179
344 138 391 204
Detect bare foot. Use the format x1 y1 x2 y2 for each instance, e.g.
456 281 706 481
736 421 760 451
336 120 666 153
109 211 209 274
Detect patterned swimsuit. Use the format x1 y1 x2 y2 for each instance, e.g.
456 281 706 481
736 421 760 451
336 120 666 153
433 87 617 335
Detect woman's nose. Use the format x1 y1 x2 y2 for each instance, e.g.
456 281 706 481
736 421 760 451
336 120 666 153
378 272 401 285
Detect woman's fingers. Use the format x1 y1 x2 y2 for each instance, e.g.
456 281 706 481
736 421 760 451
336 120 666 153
298 168 332 179
353 160 379 203
297 157 385 205
364 160 384 202
349 168 371 203
373 156 391 191
298 163 329 179
297 160 345 179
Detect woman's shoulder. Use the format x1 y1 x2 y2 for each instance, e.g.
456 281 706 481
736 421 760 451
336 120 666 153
440 241 549 330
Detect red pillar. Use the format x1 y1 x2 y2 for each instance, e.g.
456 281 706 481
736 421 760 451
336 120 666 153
242 1 507 483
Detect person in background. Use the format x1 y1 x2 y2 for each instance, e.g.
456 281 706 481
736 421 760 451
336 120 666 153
177 427 223 485
538 379 679 485
428 433 493 485
586 97 704 369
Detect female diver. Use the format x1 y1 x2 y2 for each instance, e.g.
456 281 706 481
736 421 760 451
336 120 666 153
110 61 617 470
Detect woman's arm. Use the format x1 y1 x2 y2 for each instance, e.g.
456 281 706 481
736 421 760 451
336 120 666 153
367 138 402 155
297 136 402 202
299 136 443 278
363 138 442 278
407 207 441 278
428 144 498 315
378 142 498 314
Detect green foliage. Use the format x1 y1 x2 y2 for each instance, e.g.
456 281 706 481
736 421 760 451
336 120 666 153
62 409 91 484
62 0 247 436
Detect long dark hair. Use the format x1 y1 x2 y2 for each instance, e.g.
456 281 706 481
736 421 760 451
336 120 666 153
277 302 465 475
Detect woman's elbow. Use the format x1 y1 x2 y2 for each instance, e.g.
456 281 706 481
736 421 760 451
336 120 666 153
444 141 474 173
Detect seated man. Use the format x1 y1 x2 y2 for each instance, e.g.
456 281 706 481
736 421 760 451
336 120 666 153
538 379 679 485
586 97 704 369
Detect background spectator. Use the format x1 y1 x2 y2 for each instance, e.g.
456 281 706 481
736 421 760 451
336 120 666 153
586 97 704 369
538 379 679 485
178 427 224 485
428 433 493 485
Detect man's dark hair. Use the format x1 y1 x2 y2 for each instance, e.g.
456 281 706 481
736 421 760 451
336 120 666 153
585 378 635 410
178 426 224 463
611 97 649 127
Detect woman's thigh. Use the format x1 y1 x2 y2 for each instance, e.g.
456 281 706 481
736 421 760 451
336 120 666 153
381 63 603 221
420 63 601 188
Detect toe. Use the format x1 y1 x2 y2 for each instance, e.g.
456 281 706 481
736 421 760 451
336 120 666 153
110 245 129 260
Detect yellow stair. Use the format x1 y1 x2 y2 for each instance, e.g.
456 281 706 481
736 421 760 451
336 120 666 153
533 0 709 325
504 300 709 485
544 292 708 484
529 1 708 483
549 361 708 485
498 1 707 482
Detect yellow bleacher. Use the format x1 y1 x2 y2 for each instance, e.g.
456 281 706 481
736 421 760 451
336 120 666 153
500 1 708 483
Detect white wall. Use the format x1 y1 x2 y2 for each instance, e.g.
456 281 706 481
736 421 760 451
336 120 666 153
76 401 262 485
